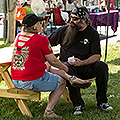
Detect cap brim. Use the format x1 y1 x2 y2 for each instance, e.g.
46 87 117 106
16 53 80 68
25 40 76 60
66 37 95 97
38 17 45 21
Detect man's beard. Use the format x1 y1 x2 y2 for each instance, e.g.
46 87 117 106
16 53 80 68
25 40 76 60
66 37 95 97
62 20 84 48
62 21 79 48
77 19 85 29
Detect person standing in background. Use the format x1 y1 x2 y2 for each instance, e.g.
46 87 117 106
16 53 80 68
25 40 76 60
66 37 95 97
16 1 26 24
22 2 34 14
51 2 69 25
27 0 32 8
16 1 26 36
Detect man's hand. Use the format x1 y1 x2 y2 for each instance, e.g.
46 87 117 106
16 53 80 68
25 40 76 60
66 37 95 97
45 61 51 71
68 58 83 66
67 54 100 67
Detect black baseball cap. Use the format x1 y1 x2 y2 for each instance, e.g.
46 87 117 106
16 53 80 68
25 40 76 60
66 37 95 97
22 14 45 27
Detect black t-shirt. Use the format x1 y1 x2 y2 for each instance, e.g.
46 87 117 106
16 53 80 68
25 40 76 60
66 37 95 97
48 25 101 61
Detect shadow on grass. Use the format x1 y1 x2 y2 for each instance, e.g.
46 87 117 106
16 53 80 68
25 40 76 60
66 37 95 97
0 85 120 120
106 58 120 65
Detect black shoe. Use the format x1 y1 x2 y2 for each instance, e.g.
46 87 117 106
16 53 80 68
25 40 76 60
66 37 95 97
73 105 85 115
98 103 113 111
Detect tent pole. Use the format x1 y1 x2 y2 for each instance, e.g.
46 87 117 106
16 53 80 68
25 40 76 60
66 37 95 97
104 0 110 62
117 0 118 9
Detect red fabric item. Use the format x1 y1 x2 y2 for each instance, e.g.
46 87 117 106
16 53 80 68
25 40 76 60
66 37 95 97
107 0 114 6
52 8 66 26
11 33 53 81
110 5 115 10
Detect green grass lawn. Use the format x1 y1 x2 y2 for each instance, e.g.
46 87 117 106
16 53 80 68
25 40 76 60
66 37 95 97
0 38 120 120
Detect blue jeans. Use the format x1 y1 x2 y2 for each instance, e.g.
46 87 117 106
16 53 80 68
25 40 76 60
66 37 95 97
12 72 61 92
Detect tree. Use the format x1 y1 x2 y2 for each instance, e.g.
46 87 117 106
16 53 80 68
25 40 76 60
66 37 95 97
7 0 16 43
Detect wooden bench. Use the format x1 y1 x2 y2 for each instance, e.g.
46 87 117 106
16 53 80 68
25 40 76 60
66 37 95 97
1 88 41 100
0 47 71 118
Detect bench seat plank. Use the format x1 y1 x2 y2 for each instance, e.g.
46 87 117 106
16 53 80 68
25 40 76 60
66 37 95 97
0 89 41 100
7 88 39 95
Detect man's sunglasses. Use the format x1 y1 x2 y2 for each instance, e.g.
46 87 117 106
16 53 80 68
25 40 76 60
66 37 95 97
70 16 80 21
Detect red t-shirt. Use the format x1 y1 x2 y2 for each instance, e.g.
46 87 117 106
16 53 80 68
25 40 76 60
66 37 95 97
11 32 53 81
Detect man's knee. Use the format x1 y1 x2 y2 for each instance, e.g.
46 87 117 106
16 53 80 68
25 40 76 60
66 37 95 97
96 61 108 71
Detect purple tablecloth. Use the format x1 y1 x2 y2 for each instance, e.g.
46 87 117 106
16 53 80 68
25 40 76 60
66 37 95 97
89 10 119 32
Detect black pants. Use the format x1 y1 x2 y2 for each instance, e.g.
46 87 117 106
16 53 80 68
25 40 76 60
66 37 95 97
63 61 108 107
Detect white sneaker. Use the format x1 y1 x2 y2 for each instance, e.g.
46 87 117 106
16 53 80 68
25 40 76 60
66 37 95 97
99 103 113 111
73 105 85 115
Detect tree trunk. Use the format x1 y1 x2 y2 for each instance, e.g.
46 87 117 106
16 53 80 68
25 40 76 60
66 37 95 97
3 0 7 43
7 0 16 43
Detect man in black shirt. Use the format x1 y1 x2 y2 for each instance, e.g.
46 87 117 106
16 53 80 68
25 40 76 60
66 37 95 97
48 6 113 115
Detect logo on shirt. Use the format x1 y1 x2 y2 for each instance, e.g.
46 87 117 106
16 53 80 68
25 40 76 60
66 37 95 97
13 46 29 70
48 43 52 51
80 39 89 44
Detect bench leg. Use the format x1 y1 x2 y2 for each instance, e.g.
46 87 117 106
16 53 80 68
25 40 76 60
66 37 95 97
15 99 33 118
1 70 15 88
1 68 33 117
0 75 2 82
62 88 71 103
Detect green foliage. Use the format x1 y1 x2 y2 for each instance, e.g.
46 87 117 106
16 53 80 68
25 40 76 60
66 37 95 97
0 40 120 119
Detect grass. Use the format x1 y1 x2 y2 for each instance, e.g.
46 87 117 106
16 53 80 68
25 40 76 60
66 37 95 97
0 38 120 120
0 38 14 48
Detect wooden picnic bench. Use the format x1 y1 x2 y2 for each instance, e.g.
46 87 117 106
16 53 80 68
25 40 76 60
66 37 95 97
0 47 71 118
